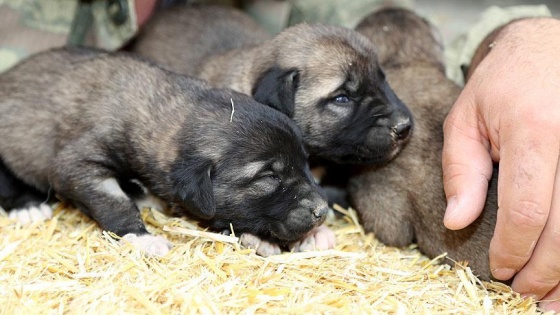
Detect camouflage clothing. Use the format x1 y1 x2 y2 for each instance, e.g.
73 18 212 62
445 5 551 85
0 0 138 72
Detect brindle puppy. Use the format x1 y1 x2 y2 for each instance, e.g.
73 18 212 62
130 4 413 165
348 8 498 280
0 47 328 256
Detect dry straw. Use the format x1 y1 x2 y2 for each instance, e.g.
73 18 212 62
0 203 547 314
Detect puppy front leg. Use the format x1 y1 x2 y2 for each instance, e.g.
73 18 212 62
50 158 171 256
289 224 336 253
1 159 53 224
239 225 336 257
239 233 282 257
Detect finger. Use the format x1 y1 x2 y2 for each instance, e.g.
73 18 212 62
490 129 559 280
508 157 560 297
442 89 493 230
539 284 560 312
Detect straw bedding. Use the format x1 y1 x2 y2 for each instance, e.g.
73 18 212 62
0 203 546 314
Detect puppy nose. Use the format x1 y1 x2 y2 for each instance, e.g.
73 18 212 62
312 206 328 222
300 195 328 223
395 119 412 141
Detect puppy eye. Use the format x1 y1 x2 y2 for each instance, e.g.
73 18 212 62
257 171 281 182
266 174 281 182
333 94 350 104
252 171 282 193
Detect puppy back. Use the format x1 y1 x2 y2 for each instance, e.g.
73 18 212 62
131 4 271 76
0 47 217 183
355 8 444 69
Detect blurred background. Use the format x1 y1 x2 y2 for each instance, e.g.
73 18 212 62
416 0 560 45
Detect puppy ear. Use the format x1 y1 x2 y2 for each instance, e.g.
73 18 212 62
252 67 299 118
170 157 215 219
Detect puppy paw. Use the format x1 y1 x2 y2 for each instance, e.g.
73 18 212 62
239 233 282 257
121 233 172 257
290 225 336 252
8 203 53 225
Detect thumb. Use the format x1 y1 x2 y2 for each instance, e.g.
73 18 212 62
442 91 493 230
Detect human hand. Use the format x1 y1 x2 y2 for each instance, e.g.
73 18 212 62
442 17 560 311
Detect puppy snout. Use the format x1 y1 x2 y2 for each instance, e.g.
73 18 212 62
312 206 328 221
394 119 412 141
300 198 328 224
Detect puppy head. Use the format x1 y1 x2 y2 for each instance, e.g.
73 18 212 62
170 92 328 243
355 7 444 69
252 23 413 165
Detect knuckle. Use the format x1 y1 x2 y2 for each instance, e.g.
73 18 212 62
519 109 540 126
442 162 490 193
506 199 548 229
518 106 556 128
442 110 464 135
442 114 454 133
490 243 531 269
442 163 463 183
522 274 559 294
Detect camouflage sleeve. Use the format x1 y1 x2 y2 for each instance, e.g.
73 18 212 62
0 1 76 73
89 0 138 50
0 0 138 73
445 5 552 86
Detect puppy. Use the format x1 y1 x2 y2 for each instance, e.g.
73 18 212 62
130 4 413 165
348 8 498 280
0 47 329 256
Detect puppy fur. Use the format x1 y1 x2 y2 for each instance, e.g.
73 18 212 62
0 47 329 254
348 8 498 280
130 4 413 165
131 4 272 76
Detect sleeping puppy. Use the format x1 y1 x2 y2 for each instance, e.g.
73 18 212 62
348 8 498 280
130 4 413 165
0 47 329 257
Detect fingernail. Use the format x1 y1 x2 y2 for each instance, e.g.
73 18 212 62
443 197 458 224
540 301 560 312
491 268 516 280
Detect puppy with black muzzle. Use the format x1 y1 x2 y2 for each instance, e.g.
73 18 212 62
0 47 329 257
348 8 498 280
131 4 413 166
